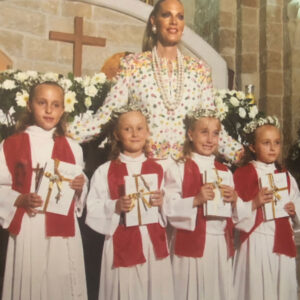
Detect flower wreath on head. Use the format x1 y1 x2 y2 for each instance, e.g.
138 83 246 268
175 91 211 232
109 102 150 122
184 108 223 131
243 115 280 134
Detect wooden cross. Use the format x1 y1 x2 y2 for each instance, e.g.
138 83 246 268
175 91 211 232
49 16 106 77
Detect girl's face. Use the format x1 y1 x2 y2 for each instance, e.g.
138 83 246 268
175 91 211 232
188 117 220 156
250 125 281 164
151 0 184 47
29 84 64 131
115 111 149 158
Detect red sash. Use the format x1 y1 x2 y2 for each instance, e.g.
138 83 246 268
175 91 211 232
108 158 169 268
4 132 76 237
175 159 235 258
233 163 297 257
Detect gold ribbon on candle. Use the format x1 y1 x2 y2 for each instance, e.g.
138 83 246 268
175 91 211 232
267 173 288 218
128 174 153 225
43 159 72 212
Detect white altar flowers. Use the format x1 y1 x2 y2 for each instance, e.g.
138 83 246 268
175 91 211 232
0 70 111 141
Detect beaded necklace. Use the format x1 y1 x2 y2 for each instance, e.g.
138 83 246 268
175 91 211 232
152 46 184 111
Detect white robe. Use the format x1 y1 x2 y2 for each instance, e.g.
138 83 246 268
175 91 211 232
164 153 251 300
85 153 174 300
233 160 300 300
0 126 88 300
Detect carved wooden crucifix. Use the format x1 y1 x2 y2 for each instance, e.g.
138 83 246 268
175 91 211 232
49 16 106 76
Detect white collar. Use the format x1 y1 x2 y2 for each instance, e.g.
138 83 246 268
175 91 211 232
192 152 215 163
25 125 56 139
119 152 147 164
251 160 276 172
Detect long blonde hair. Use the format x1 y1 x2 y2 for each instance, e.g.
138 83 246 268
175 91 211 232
15 81 67 137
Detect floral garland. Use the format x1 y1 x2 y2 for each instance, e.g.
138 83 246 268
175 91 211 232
0 69 111 142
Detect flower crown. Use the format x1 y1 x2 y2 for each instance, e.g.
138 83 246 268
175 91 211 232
110 102 150 121
186 108 224 122
243 115 280 134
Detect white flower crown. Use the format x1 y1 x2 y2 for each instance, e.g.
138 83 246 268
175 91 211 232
110 102 150 121
186 108 224 121
243 115 280 134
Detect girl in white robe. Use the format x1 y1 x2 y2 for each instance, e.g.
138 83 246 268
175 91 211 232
85 105 173 300
233 116 300 300
164 109 250 300
0 82 88 300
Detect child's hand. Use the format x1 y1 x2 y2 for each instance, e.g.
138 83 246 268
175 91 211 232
252 187 273 210
14 193 43 216
115 195 132 214
150 190 163 208
70 174 85 192
193 183 214 207
284 202 296 217
220 184 238 207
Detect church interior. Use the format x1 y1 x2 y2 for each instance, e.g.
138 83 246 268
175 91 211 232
0 0 300 299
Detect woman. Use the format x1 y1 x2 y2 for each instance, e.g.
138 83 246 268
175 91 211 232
68 0 241 164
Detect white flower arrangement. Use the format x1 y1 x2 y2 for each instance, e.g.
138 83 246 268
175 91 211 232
0 69 111 142
213 88 263 145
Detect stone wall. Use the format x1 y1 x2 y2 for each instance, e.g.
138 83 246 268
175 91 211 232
0 0 146 76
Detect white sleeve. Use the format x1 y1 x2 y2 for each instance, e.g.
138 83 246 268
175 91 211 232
228 171 253 224
0 141 19 228
68 139 89 217
67 56 132 143
85 162 120 236
164 162 197 231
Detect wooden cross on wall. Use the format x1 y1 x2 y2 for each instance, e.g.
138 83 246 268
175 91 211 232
49 16 106 77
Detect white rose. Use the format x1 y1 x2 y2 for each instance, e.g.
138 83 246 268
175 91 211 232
26 70 38 79
239 107 246 118
64 91 78 112
249 105 258 119
82 76 91 87
85 85 98 97
59 78 73 91
215 96 224 106
2 79 16 90
229 96 239 107
236 91 245 99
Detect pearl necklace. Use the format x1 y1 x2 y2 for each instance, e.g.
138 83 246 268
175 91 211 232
152 47 184 111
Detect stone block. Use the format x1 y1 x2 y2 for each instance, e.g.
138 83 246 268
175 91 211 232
24 36 58 61
219 11 234 28
98 23 144 48
266 23 283 51
241 7 258 25
0 6 46 37
240 53 258 73
93 6 144 26
265 95 283 116
266 5 282 23
241 0 259 8
266 0 283 5
219 29 236 50
220 0 237 12
7 0 59 14
241 25 259 52
265 71 284 95
0 30 23 57
267 51 282 70
61 1 92 18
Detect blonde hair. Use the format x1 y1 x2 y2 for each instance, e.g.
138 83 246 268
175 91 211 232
15 81 67 137
105 110 150 160
142 0 183 51
182 115 221 161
